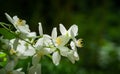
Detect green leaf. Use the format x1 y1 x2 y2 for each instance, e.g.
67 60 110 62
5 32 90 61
0 28 15 39
0 52 7 67
0 52 6 58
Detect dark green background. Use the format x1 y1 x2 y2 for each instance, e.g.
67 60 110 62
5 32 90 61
0 0 120 74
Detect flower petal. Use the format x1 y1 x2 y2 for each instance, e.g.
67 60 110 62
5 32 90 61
38 22 43 36
24 47 35 56
67 50 75 64
26 32 36 38
74 51 79 61
59 24 67 35
35 38 44 47
32 55 41 66
17 25 30 34
56 35 70 46
69 25 78 37
70 41 76 50
52 51 61 66
51 27 57 39
58 46 69 56
5 13 14 25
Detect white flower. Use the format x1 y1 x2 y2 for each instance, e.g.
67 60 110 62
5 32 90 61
35 23 54 53
52 26 80 64
51 27 72 64
59 24 78 38
52 27 70 47
9 39 35 59
33 23 55 65
35 35 54 57
51 27 70 55
5 13 36 38
59 24 83 47
5 13 30 33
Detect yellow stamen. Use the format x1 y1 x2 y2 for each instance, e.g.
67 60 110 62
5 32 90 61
76 39 83 47
37 51 44 57
10 49 16 55
56 37 61 45
17 19 24 26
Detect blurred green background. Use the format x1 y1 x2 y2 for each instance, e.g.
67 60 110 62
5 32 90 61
0 0 120 74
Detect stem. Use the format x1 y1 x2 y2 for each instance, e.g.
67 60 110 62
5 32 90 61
0 22 35 48
0 22 17 36
46 54 52 59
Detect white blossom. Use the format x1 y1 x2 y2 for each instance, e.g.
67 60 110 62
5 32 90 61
5 13 36 38
9 39 35 59
59 23 78 38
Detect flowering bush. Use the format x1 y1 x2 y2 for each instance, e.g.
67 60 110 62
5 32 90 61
0 13 82 74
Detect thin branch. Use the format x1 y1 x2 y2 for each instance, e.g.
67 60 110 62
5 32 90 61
0 22 35 48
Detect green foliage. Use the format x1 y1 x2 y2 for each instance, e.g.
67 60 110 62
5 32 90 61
0 52 7 67
0 28 15 39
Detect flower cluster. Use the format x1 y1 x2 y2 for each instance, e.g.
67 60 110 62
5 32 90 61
0 13 82 74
